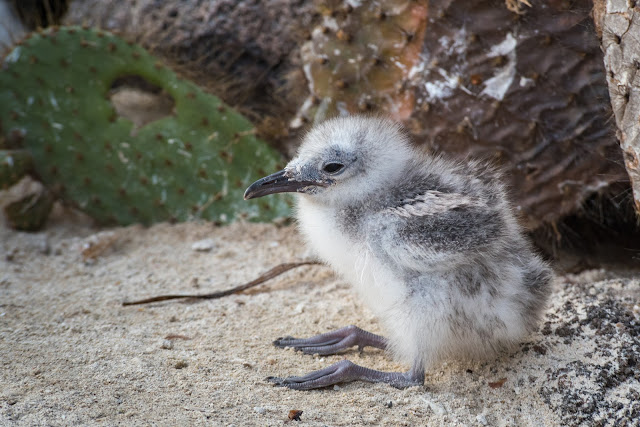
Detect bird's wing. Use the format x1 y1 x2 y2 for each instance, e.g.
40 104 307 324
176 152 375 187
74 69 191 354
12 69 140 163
386 191 486 218
377 191 498 271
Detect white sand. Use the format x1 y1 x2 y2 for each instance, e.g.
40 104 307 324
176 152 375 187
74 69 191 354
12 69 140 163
1 206 638 426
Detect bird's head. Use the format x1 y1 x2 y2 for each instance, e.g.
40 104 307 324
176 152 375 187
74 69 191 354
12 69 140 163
244 116 414 206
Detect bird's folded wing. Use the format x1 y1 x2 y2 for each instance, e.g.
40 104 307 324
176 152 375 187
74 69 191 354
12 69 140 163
387 191 486 218
379 191 496 270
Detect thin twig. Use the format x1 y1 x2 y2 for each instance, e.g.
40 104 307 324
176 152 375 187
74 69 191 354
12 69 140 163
122 261 322 306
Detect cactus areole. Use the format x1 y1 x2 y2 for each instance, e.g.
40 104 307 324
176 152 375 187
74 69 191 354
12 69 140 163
0 26 291 225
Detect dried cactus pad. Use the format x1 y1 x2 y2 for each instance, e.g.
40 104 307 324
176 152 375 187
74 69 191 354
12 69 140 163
0 26 291 225
292 0 428 127
0 150 32 189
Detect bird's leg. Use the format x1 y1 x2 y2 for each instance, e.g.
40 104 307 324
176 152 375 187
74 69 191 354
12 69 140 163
268 360 424 390
273 325 387 355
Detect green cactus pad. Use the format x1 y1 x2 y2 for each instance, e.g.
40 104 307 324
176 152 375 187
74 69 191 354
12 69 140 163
0 150 33 189
0 26 291 225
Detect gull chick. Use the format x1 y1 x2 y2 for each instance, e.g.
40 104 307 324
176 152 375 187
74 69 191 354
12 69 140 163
244 116 552 390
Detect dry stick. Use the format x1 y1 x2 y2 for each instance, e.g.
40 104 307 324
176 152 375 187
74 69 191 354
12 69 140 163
122 260 322 306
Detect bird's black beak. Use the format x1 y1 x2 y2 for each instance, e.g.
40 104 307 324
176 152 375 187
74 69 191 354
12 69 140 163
244 169 328 200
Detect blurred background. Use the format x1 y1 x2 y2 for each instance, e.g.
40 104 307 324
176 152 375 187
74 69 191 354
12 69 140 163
1 0 639 271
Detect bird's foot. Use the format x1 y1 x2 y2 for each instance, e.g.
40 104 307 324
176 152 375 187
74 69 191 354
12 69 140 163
273 325 387 355
267 360 424 390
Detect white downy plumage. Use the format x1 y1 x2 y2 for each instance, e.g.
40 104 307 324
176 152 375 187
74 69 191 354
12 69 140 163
245 116 552 390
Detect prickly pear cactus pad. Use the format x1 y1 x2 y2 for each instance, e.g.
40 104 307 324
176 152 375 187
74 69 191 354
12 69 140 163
292 0 428 127
0 26 291 225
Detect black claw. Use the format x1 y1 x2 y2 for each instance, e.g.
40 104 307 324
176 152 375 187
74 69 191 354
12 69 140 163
266 376 305 389
266 376 285 386
273 336 296 347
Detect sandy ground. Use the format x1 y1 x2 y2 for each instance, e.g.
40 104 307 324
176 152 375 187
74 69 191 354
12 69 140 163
1 206 639 426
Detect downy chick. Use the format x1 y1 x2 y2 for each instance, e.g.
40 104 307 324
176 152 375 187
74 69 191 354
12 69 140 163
244 116 552 390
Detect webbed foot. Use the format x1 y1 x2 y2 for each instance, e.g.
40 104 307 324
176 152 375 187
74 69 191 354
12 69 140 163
273 325 386 355
267 360 424 390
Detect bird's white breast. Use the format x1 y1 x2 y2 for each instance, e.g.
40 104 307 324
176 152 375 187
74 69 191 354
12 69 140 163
296 198 406 314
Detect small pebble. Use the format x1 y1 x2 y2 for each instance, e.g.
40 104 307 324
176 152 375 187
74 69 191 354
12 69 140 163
386 401 393 408
191 239 216 252
38 236 51 255
476 413 488 425
423 398 447 416
161 339 174 350
5 249 17 262
288 409 303 421
254 407 266 415
333 385 340 391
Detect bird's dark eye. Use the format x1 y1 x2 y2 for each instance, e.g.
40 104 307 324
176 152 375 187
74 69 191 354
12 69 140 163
322 162 345 174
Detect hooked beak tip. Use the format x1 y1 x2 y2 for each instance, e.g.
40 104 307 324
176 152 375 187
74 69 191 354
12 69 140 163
244 169 293 200
244 169 330 200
